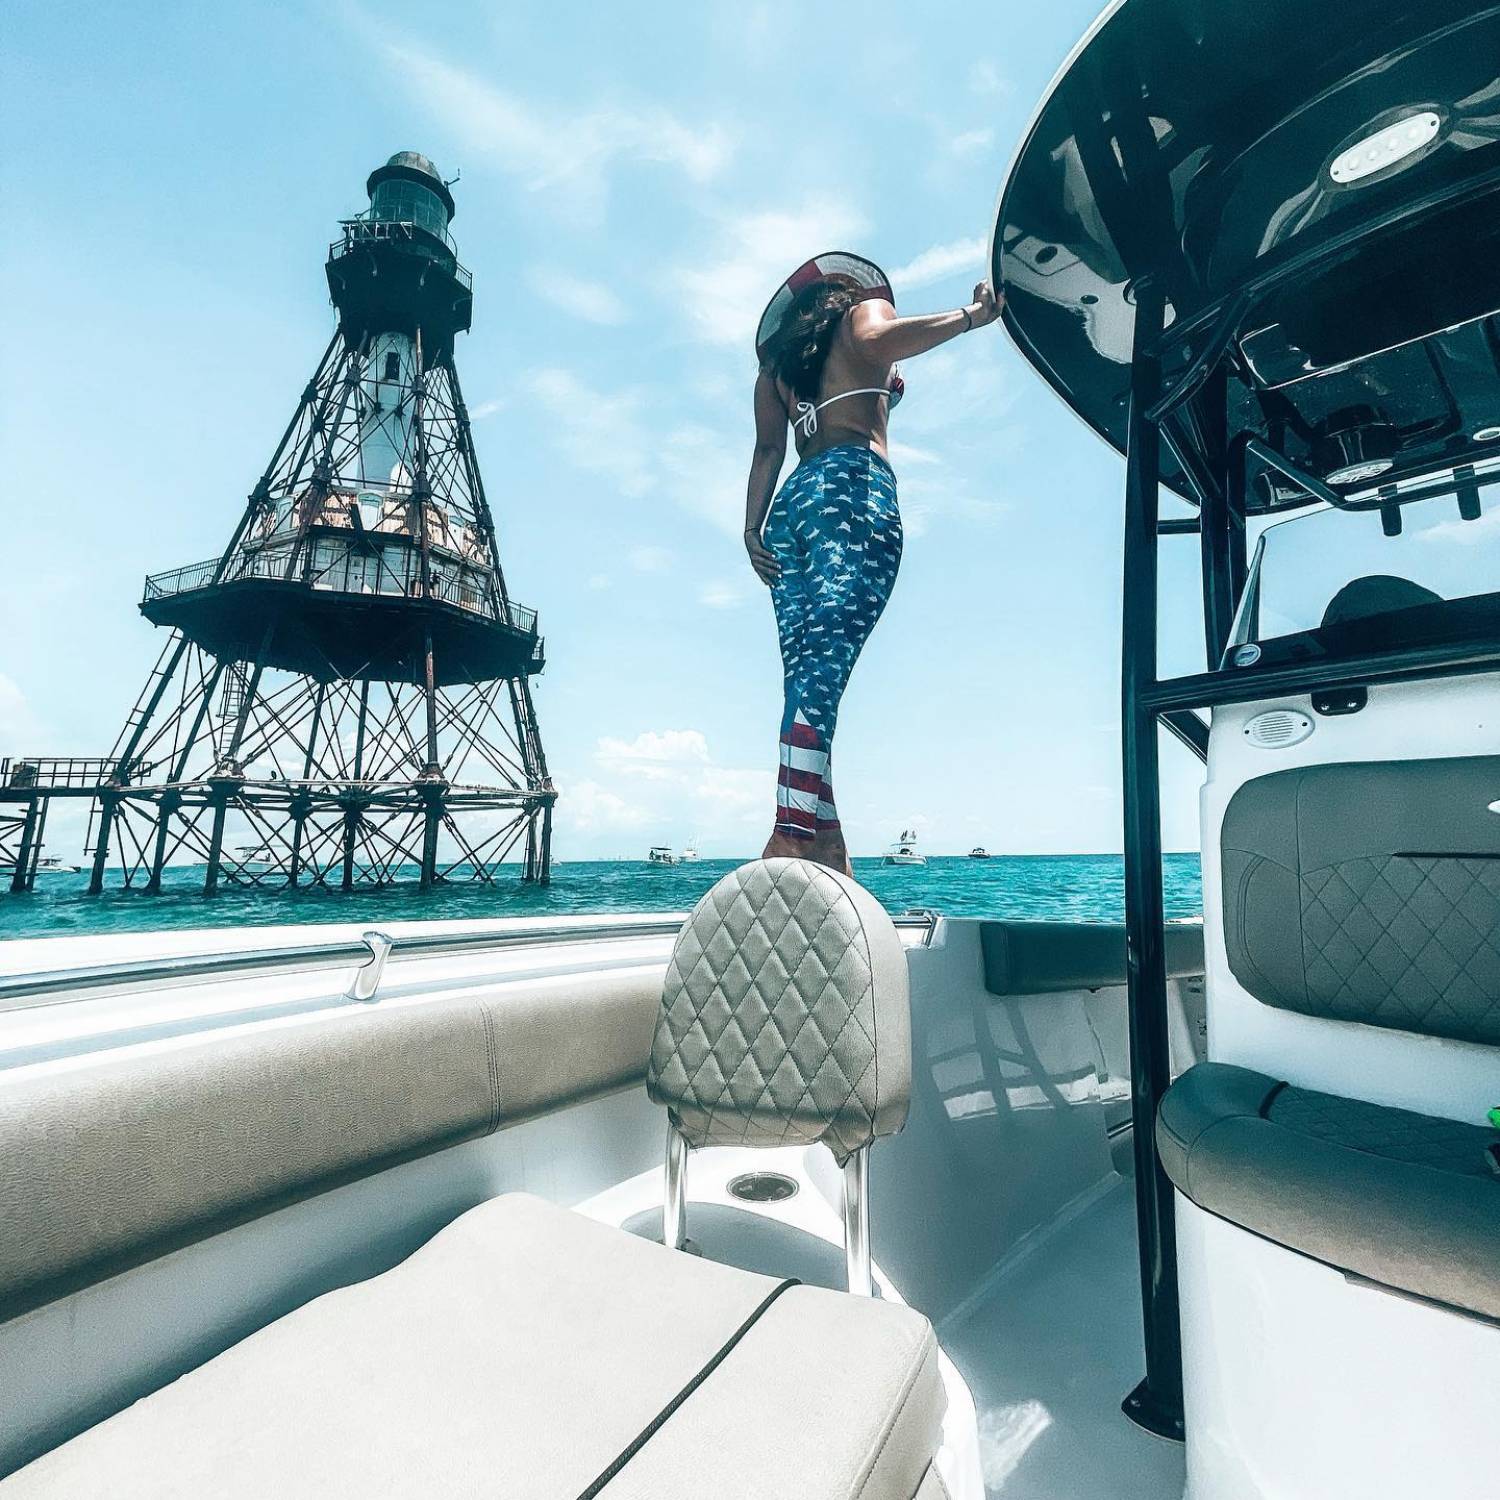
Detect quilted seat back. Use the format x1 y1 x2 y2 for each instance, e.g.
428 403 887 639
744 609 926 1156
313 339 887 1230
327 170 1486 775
647 858 911 1164
1221 755 1500 1046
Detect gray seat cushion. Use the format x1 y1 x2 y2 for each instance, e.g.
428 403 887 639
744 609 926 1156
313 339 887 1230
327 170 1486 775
648 859 911 1164
1159 1062 1500 1319
1220 756 1500 1045
981 919 1203 995
0 1194 944 1499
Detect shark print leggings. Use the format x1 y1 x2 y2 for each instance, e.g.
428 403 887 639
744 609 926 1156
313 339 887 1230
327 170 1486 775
764 444 903 839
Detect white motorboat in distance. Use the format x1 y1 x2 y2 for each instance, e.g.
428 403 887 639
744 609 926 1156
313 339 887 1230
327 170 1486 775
883 829 926 866
967 847 990 860
646 845 678 866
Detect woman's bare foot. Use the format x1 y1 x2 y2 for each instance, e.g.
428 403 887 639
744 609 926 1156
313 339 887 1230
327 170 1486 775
811 827 853 879
763 829 814 862
762 827 854 878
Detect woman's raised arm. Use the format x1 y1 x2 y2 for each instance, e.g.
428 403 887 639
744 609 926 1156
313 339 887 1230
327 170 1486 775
849 280 1002 363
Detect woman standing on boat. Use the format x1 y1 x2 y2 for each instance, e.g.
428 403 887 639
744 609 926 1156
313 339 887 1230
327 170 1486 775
747 253 1001 875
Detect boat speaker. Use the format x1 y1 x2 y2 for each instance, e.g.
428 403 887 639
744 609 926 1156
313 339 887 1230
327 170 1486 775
1242 709 1314 748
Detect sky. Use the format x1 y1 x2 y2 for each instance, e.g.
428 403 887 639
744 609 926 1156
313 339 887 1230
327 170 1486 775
0 0 1212 861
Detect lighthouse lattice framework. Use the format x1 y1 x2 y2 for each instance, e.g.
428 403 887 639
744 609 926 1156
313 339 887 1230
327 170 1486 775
86 151 555 892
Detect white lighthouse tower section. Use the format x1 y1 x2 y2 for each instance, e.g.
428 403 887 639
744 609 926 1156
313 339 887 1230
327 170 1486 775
356 330 417 525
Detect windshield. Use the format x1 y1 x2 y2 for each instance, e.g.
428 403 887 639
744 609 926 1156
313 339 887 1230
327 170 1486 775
1226 484 1500 658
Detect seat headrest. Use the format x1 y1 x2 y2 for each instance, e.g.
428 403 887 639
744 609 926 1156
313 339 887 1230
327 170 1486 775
647 858 911 1163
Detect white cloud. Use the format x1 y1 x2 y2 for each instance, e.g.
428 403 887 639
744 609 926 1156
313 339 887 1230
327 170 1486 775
597 729 710 779
888 440 941 468
628 545 673 574
968 60 1014 99
658 424 746 536
559 778 649 832
468 396 507 421
897 476 1010 537
526 266 629 326
890 236 987 293
677 197 868 347
697 579 746 609
897 340 1018 437
690 765 770 817
587 573 612 591
524 367 653 497
570 730 771 841
0 672 46 748
948 128 995 156
371 35 731 224
522 372 745 539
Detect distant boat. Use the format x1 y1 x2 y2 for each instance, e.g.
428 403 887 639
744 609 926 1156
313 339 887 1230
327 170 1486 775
234 844 274 874
679 841 700 863
34 856 83 875
883 829 926 867
647 845 678 866
968 847 991 859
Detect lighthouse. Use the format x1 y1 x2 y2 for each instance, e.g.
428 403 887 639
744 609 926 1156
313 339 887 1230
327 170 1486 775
45 152 558 894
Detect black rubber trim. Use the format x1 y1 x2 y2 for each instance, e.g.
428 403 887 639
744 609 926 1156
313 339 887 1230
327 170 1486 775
576 1277 801 1499
1259 1080 1290 1119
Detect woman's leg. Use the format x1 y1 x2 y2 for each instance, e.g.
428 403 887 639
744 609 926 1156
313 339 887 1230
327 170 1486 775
765 450 901 874
764 467 827 855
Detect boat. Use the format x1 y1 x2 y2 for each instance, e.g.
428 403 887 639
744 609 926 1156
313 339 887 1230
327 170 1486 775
882 829 926 866
33 857 83 875
966 847 989 860
678 841 700 863
2 6 1497 1496
646 845 677 866
232 844 274 874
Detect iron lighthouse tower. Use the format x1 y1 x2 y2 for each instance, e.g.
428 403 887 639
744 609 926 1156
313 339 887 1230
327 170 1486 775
87 151 554 892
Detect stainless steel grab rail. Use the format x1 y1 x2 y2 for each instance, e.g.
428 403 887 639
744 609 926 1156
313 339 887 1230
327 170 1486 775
0 912 940 1014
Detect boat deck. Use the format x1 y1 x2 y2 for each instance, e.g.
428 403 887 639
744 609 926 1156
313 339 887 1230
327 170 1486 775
943 1175 1183 1498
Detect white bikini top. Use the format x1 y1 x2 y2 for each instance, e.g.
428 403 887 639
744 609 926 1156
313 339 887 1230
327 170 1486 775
793 371 905 438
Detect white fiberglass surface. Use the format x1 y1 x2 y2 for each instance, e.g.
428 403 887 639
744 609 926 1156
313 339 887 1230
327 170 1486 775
940 1177 1184 1500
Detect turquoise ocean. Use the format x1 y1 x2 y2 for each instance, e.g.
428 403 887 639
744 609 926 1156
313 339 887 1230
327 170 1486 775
0 854 1203 942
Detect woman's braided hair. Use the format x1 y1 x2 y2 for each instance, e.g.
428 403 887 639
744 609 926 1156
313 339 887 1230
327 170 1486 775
762 278 859 404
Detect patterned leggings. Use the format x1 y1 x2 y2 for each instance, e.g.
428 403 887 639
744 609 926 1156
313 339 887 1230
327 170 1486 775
764 444 902 839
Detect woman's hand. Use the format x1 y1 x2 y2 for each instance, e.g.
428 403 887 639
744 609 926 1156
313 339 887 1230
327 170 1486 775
745 528 781 586
966 280 1003 329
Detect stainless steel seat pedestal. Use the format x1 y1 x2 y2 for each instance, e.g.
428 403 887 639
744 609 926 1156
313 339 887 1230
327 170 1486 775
843 1145 872 1297
663 1121 688 1251
662 1128 874 1297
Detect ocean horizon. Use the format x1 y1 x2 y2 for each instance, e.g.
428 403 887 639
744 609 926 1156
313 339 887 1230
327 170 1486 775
0 853 1204 943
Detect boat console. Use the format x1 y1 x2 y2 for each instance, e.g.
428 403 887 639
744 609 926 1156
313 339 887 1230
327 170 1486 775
996 0 1500 1492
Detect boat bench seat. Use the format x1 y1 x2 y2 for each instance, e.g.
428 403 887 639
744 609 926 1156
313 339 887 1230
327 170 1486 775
1158 1061 1500 1320
0 1192 947 1499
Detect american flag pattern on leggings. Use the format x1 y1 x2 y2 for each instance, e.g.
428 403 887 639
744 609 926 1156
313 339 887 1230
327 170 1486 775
765 444 902 839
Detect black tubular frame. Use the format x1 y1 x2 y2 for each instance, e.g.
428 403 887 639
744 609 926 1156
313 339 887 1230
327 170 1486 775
1117 288 1500 1445
1118 278 1186 1441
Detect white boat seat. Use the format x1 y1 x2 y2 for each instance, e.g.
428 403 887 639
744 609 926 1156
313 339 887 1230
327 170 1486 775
1158 1062 1500 1320
646 858 912 1294
0 1192 947 1499
648 858 911 1162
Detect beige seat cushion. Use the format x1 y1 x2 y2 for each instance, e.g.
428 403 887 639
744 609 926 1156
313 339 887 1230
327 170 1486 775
1 1194 944 1499
648 859 912 1164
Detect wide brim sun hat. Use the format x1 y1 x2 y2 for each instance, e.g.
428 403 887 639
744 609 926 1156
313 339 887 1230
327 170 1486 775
755 251 895 360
